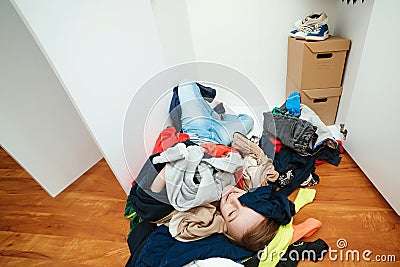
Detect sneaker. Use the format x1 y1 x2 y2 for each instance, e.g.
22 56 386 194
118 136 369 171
293 28 308 39
293 23 329 41
289 29 298 38
305 24 329 41
294 12 328 29
293 24 316 39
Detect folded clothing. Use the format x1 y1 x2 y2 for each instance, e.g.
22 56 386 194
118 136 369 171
263 111 317 156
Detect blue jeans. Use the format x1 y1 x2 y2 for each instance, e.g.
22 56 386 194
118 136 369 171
178 82 254 146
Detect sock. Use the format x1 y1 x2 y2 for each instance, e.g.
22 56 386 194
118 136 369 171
293 188 316 213
285 92 301 116
242 255 260 267
291 218 322 244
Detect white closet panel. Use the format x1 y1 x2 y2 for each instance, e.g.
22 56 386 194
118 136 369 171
342 0 400 214
0 0 102 196
333 0 375 125
12 0 167 194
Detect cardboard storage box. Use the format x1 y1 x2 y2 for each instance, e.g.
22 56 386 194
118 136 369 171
286 78 342 125
287 35 351 89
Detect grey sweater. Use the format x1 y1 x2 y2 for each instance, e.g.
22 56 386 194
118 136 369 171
152 143 243 211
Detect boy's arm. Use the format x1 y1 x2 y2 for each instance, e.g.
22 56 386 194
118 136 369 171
150 166 166 193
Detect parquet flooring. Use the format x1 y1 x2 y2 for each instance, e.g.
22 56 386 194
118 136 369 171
0 147 130 266
0 146 398 266
293 150 400 266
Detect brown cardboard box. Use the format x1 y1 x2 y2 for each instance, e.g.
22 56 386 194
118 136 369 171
287 35 350 89
286 77 342 125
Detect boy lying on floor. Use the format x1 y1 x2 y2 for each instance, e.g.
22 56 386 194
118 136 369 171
147 134 288 251
126 147 295 267
125 82 323 267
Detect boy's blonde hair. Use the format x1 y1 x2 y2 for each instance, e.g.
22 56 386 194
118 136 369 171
225 218 280 251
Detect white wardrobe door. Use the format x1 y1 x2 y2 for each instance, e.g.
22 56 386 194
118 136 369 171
12 0 167 194
0 0 103 196
343 0 400 214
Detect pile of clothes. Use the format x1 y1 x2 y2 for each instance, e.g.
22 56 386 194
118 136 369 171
261 91 342 196
124 83 340 267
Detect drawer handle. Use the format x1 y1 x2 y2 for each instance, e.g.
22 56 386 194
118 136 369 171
313 98 328 103
316 53 333 59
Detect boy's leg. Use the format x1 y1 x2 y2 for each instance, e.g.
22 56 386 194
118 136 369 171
178 82 219 125
220 114 254 137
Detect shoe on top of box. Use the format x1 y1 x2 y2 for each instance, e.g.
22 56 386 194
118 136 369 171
289 12 329 41
294 12 328 29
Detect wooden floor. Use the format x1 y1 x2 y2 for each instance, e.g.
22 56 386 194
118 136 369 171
0 147 130 266
0 147 399 266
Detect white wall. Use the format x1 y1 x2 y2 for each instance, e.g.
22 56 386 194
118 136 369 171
151 0 196 66
260 0 338 107
12 0 167 194
342 0 400 214
186 0 263 102
333 0 375 125
183 0 338 108
0 0 102 197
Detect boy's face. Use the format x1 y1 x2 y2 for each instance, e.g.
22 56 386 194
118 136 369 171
220 186 265 241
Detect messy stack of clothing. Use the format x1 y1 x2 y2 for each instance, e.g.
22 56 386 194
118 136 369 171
260 92 342 196
124 82 340 267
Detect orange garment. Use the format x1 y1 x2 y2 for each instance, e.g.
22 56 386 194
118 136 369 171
201 143 237 158
290 218 322 244
201 143 245 190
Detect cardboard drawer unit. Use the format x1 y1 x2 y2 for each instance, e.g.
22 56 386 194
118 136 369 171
286 35 351 125
287 36 350 89
286 77 342 125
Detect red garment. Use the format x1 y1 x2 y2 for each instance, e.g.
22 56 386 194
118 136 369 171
152 127 190 154
269 136 284 154
337 140 344 153
132 127 190 185
234 168 245 190
201 143 245 190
